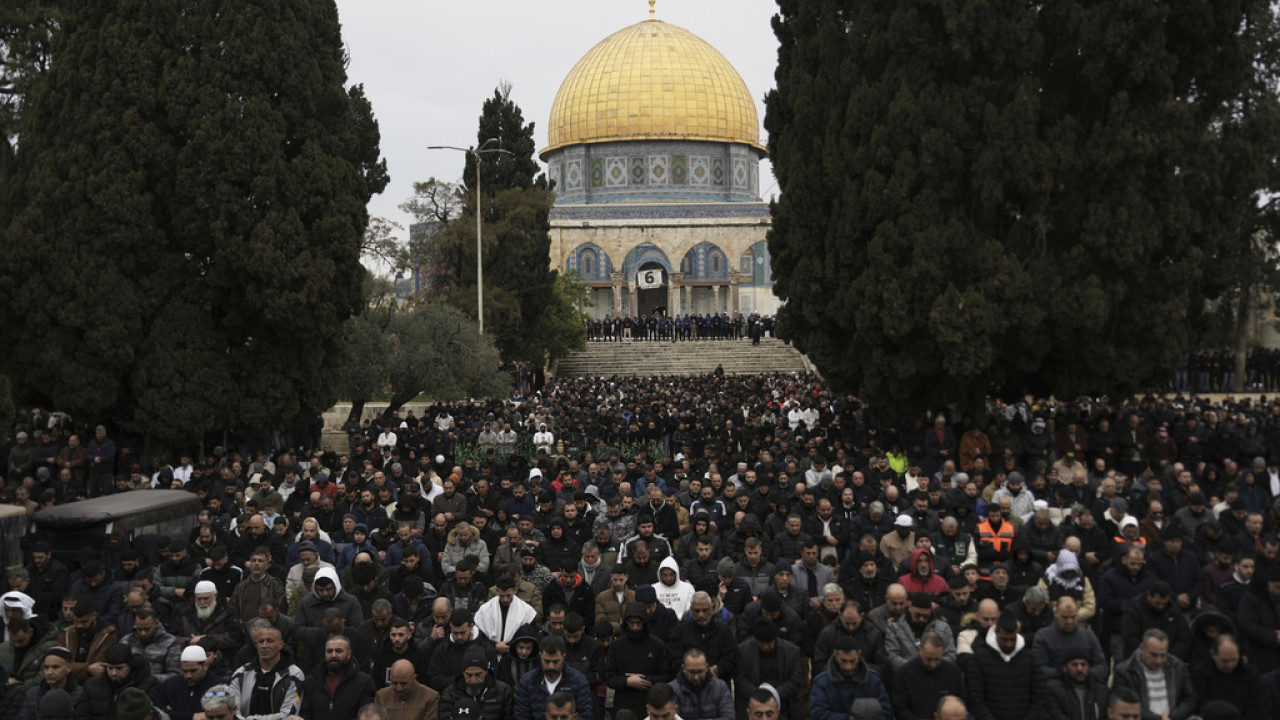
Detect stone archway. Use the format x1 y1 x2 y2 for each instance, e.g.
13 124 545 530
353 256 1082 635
635 261 668 315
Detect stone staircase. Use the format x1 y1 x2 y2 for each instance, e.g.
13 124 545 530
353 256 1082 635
552 337 812 378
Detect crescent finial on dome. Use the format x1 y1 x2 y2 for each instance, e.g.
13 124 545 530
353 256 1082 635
649 0 656 20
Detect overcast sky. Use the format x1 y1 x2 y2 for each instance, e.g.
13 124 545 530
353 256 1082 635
333 0 781 240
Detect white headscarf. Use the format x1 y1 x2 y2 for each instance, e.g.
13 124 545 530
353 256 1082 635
1 591 36 619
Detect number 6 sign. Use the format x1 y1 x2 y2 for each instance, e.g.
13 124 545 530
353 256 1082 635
637 269 663 289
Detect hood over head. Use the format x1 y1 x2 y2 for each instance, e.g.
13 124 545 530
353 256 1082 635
314 566 342 594
908 548 935 576
659 556 682 585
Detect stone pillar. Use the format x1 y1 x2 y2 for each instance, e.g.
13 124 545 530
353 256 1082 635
670 272 684 315
712 284 720 313
611 272 623 316
729 271 742 314
629 279 638 315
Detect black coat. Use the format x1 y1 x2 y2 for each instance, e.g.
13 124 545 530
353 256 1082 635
1191 660 1272 720
541 576 596 627
75 664 163 720
667 618 739 678
1238 584 1280 673
605 606 672 719
735 637 806 720
966 640 1048 720
891 656 965 720
439 674 514 720
1120 597 1192 660
1045 674 1109 720
298 659 376 720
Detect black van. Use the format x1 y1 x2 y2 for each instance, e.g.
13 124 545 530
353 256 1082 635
31 490 203 567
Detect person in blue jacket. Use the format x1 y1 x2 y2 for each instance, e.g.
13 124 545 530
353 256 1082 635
810 634 892 720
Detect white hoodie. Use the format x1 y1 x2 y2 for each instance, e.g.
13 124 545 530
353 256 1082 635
655 557 695 618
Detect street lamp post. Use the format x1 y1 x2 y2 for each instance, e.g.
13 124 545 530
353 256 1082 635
427 138 512 334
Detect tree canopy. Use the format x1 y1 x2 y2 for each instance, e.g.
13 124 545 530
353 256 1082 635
338 275 511 420
415 85 584 366
766 0 1276 413
0 0 386 445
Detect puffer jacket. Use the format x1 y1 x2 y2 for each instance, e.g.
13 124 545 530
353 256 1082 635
898 548 948 596
441 529 492 575
294 566 364 628
439 673 514 720
0 632 55 687
671 673 734 720
298 658 376 720
514 665 596 720
809 654 892 720
19 678 81 720
965 626 1049 720
884 614 956 670
120 627 183 684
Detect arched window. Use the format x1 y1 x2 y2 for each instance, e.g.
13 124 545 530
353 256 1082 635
710 251 723 275
581 249 596 278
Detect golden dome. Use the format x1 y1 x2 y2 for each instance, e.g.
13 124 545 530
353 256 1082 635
542 18 765 156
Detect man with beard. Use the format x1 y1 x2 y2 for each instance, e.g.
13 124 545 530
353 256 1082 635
544 559 596 627
438 558 488 614
891 632 966 720
735 620 805 720
813 599 889 681
295 567 363 628
119 609 181 685
74 644 162 720
605 602 672 718
594 565 635 634
1044 648 1110 720
809 635 892 720
193 547 241 603
228 621 304 720
514 634 595 720
670 647 734 720
880 515 917 569
58 598 118 684
299 635 376 720
231 514 281 570
1191 634 1271 720
173 582 243 677
374 659 439 720
475 576 539 656
668 592 738 681
439 646 515 719
840 552 892 614
520 549 558 595
229 548 287 623
885 595 957 671
20 646 82 720
426 610 498 693
157 646 223 720
25 542 69 620
967 612 1050 720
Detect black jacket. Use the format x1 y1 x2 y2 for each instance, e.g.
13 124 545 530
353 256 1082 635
1191 659 1272 720
1238 584 1280 673
667 618 739 678
1120 596 1192 660
734 637 806 720
605 603 672 718
1045 673 1109 720
426 633 498 693
298 659 376 720
75 661 163 720
965 636 1048 720
891 655 965 720
439 673 514 720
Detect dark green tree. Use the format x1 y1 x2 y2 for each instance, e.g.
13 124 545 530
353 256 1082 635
442 84 583 365
766 0 1269 412
0 0 386 446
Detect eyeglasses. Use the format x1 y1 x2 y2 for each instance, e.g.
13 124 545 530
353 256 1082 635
204 690 232 698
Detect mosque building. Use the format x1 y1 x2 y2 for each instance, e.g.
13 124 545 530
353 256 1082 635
540 1 777 319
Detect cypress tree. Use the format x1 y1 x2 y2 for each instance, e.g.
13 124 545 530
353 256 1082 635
0 0 386 444
766 0 1270 412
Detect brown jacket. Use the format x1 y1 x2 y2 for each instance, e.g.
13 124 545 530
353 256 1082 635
374 681 440 720
595 587 636 633
58 621 118 683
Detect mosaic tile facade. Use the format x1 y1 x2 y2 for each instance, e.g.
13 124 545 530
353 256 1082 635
545 140 762 204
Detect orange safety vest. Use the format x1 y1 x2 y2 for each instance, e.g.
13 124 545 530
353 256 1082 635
977 519 1015 554
1114 535 1147 550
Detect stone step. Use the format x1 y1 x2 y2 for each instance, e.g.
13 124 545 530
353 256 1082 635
553 337 811 377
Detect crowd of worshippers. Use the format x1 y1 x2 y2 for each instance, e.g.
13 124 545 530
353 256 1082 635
10 389 1280 719
583 313 774 342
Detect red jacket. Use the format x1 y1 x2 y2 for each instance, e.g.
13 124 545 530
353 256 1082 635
898 548 949 595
